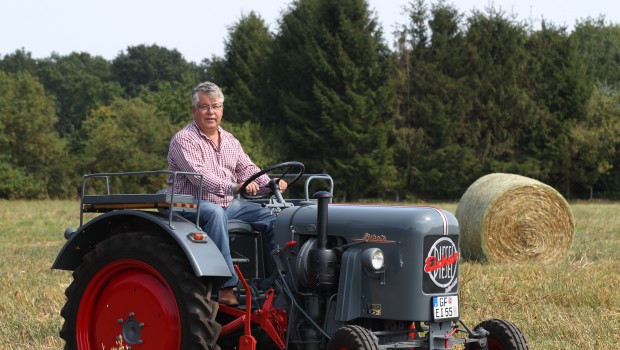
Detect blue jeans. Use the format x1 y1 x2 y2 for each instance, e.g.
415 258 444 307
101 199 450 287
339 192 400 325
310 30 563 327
180 199 275 288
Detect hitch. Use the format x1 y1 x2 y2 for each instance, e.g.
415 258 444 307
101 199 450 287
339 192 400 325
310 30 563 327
218 266 287 350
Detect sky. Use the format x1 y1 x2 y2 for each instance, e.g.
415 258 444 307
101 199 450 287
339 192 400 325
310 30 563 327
1 0 619 64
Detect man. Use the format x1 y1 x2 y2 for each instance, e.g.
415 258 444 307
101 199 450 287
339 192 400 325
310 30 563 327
167 81 287 306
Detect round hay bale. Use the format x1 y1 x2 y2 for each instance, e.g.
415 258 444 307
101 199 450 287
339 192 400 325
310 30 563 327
455 173 574 263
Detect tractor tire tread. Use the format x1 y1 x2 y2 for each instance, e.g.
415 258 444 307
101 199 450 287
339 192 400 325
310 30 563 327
328 325 379 350
466 318 529 350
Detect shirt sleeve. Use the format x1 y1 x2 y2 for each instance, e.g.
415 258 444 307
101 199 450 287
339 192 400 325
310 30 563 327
234 147 270 187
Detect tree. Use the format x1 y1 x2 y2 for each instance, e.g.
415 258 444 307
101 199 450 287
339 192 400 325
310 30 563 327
394 1 479 199
139 80 195 126
0 48 37 74
572 16 620 87
35 52 123 138
111 44 198 97
462 8 536 172
221 120 280 168
573 83 620 197
213 12 275 124
269 0 398 200
80 98 177 193
0 71 71 198
526 23 593 195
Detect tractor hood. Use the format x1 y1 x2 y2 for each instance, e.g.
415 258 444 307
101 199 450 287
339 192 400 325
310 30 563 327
273 203 460 322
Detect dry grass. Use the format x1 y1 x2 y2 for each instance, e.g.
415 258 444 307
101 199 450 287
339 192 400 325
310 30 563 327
0 200 618 349
0 200 76 350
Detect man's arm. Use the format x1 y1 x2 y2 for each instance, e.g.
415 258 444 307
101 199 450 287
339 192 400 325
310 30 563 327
234 152 289 195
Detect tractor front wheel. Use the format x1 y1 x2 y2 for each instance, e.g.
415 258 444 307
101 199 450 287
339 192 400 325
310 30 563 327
59 232 221 350
327 325 379 350
466 318 529 350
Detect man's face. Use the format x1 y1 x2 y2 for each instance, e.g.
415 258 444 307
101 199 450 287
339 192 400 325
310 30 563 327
192 92 224 135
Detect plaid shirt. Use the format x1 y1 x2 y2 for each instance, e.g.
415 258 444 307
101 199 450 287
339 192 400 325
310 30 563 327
167 121 269 208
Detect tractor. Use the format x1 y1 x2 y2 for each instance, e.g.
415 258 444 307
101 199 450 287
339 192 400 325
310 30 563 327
52 162 529 350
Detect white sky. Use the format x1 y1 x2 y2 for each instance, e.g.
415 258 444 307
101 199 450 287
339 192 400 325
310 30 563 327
1 0 619 64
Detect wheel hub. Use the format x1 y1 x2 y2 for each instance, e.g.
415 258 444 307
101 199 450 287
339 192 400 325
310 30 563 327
119 312 144 345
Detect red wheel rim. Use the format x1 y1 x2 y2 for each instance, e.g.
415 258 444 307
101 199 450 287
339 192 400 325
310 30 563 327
76 259 181 349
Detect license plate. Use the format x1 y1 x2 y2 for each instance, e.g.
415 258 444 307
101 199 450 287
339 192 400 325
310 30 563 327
433 295 459 320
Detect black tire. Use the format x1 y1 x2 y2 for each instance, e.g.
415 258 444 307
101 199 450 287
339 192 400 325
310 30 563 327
59 232 221 350
465 318 529 350
327 325 379 350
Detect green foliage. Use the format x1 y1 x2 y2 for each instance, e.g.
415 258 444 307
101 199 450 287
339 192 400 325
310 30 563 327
393 2 600 199
221 121 280 168
0 71 71 199
462 7 540 180
139 80 195 125
270 0 398 200
572 16 620 87
0 162 45 199
0 48 37 74
79 98 176 193
577 84 620 195
394 1 478 199
111 44 198 97
525 24 593 194
35 52 124 137
211 12 275 125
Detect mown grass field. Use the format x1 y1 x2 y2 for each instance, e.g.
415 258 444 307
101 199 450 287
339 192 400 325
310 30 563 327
0 200 618 349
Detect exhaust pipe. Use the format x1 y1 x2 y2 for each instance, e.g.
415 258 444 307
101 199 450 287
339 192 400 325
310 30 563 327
305 191 338 292
314 191 332 249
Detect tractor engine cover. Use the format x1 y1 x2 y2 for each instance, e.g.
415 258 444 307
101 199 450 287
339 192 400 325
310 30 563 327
273 203 460 322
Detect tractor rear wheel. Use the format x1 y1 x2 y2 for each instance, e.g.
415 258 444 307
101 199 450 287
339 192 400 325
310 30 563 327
466 318 529 350
327 325 379 350
59 232 221 350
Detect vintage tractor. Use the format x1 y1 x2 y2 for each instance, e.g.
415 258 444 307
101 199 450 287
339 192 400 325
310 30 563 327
52 162 529 350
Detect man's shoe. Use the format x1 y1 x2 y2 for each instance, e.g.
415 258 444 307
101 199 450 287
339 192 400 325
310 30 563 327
218 287 239 306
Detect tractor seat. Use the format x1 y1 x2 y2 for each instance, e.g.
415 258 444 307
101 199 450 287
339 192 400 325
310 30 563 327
227 219 254 235
228 219 261 278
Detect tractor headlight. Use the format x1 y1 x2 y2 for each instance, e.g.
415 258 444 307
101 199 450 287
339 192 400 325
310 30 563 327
362 248 384 271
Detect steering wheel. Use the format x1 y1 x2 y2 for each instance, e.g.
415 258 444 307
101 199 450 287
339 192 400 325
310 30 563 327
239 161 305 200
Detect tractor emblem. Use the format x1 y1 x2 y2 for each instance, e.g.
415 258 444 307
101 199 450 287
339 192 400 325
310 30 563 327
423 236 459 293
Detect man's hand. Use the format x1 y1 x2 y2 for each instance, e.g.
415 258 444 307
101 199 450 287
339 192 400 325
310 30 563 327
278 179 288 192
237 181 260 195
236 179 288 196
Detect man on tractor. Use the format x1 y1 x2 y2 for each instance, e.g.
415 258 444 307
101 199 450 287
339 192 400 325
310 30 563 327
166 81 288 306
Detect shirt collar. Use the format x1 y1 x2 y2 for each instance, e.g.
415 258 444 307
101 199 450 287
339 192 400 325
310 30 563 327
190 121 224 138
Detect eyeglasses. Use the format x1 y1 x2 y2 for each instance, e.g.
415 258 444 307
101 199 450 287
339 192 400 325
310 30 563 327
196 104 223 112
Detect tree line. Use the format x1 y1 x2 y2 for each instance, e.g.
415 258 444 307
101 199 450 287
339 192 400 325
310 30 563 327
1 0 619 201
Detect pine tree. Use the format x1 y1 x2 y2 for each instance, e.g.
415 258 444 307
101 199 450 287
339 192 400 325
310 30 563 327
269 0 397 200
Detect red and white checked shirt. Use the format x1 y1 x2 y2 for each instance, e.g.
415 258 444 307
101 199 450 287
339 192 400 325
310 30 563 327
167 122 269 208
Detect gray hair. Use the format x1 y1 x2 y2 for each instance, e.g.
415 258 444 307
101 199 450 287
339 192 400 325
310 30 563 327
191 81 225 106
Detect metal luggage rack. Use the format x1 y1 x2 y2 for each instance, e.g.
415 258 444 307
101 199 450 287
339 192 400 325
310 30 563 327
79 170 204 228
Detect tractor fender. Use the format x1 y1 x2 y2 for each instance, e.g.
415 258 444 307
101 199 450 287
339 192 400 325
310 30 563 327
52 210 231 280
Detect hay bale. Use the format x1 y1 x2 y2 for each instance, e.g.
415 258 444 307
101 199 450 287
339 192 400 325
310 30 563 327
455 173 574 263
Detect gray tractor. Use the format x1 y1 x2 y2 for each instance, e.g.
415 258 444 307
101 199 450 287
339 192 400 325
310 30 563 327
53 162 529 350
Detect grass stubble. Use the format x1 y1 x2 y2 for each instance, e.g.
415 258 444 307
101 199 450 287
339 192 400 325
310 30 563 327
0 200 617 349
